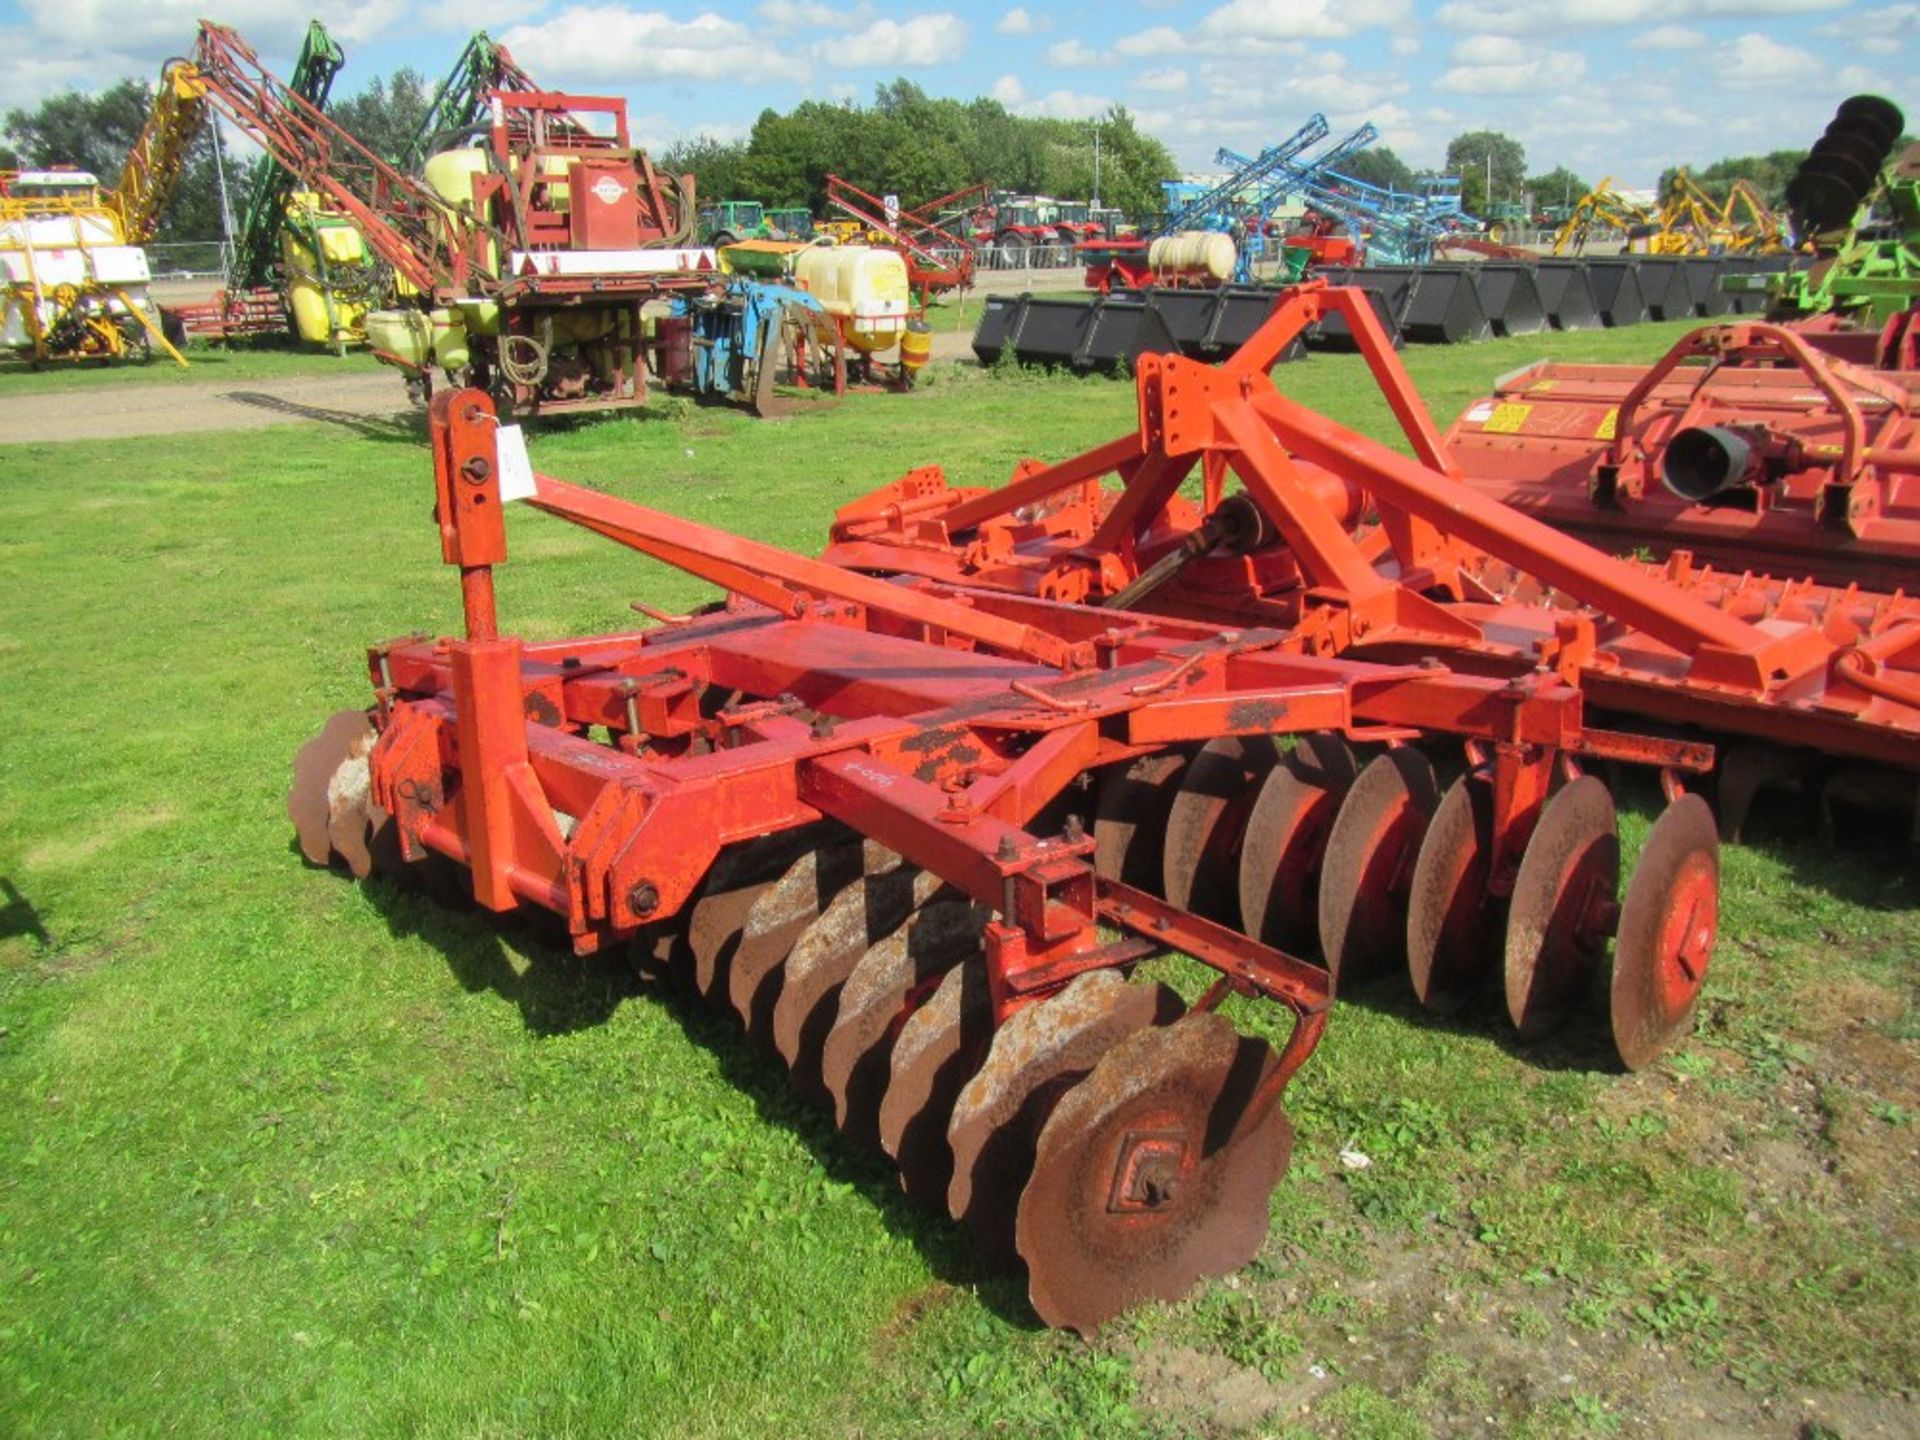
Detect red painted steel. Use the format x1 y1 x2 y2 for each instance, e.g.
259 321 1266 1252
822 284 1920 775
1445 322 1920 593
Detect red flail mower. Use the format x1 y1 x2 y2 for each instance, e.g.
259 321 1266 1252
1446 320 1920 595
291 284 1919 1333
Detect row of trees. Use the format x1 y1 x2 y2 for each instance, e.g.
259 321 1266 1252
659 81 1178 220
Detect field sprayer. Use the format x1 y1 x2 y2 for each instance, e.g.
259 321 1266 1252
290 281 1905 1332
169 22 712 418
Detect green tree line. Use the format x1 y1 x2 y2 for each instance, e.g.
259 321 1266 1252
658 80 1177 219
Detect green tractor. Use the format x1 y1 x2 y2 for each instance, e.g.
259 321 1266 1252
698 201 767 249
699 201 818 248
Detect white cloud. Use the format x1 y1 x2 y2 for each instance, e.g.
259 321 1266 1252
1817 3 1917 55
1011 88 1113 119
1114 26 1191 57
1631 23 1708 48
1708 31 1821 87
22 0 406 50
499 9 810 84
1046 39 1107 67
422 0 525 30
1390 35 1421 57
1438 0 1846 34
826 13 968 66
1436 34 1587 93
1195 0 1411 43
1136 67 1191 92
991 74 1026 105
993 6 1050 35
758 0 874 27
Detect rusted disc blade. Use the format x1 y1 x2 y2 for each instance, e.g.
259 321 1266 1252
821 900 984 1152
686 831 818 1005
772 867 943 1103
1237 733 1357 953
1317 749 1438 985
1504 777 1619 1040
1612 795 1719 1071
323 724 386 880
878 960 994 1207
946 971 1182 1259
288 709 373 866
727 841 897 1042
1093 752 1189 893
1406 776 1496 1014
1016 1013 1295 1337
1163 737 1278 921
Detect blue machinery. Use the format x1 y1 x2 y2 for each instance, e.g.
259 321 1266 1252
1214 133 1475 267
669 280 843 416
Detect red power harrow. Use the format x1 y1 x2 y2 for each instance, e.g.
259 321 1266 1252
1446 321 1920 595
289 318 1759 1328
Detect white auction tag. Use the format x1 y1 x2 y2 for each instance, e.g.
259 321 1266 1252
496 423 537 502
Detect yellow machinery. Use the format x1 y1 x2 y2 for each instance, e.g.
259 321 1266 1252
0 170 188 367
1554 171 1791 257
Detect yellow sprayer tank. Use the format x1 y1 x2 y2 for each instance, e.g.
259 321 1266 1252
1147 230 1236 283
423 148 499 273
364 309 432 371
283 196 370 345
794 244 909 353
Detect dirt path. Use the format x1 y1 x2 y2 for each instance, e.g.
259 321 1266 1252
1 372 414 446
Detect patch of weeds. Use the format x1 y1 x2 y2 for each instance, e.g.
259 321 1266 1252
1633 1278 1723 1346
1409 1351 1493 1415
1593 1111 1668 1143
1318 1382 1429 1439
1667 1049 1714 1079
1507 1304 1551 1341
1571 1391 1624 1436
1565 1277 1631 1333
934 1340 1154 1438
1189 1288 1303 1381
1870 1100 1914 1127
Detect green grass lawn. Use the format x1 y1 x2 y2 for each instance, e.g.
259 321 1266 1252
0 339 382 395
2 325 1915 1438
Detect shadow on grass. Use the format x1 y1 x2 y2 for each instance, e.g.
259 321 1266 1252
224 391 428 443
346 851 1041 1328
0 878 51 947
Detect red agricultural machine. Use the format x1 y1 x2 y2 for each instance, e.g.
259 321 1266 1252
290 283 1918 1334
172 23 710 417
1447 322 1920 595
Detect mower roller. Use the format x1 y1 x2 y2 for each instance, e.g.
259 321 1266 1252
290 320 1761 1329
1445 320 1920 594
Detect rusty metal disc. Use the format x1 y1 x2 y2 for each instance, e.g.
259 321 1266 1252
1406 776 1496 1014
1237 733 1358 952
686 831 819 1006
1093 752 1189 893
821 900 983 1152
726 841 896 1043
1163 736 1278 921
946 971 1182 1259
878 960 994 1207
1611 795 1719 1071
323 722 387 880
1016 1013 1295 1337
1316 749 1438 986
771 867 943 1103
288 709 374 866
1504 776 1619 1040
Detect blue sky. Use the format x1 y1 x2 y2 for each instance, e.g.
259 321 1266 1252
0 1 1911 185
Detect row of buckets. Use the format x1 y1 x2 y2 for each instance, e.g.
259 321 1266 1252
971 253 1799 370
